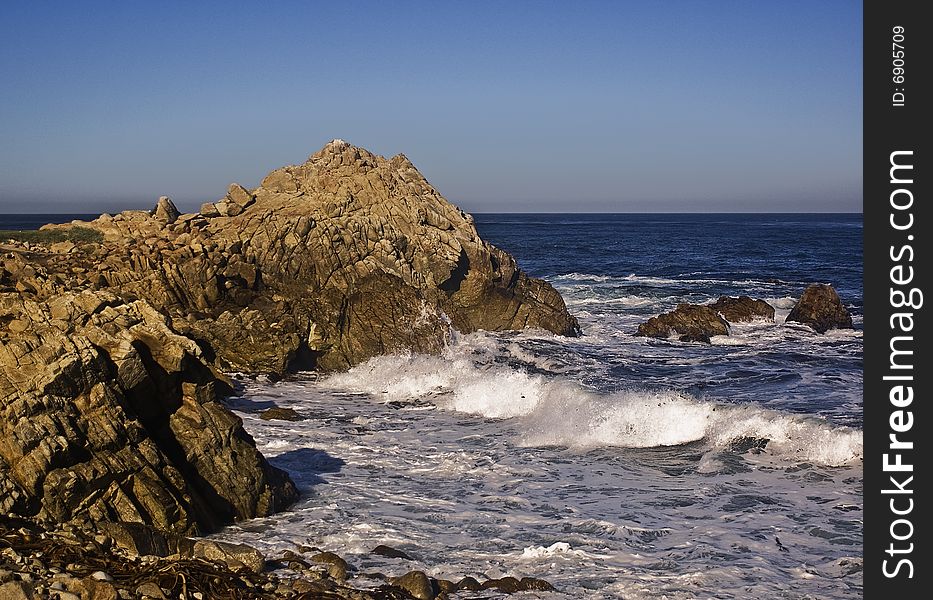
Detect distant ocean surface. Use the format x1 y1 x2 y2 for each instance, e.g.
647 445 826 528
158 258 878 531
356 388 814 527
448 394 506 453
7 212 864 597
0 214 99 230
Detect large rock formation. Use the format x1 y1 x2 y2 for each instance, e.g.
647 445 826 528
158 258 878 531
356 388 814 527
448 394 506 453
787 284 853 333
636 303 729 343
43 139 579 372
1 140 578 540
709 296 775 323
0 285 297 535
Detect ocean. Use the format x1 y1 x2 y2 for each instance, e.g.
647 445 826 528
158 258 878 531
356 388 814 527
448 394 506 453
6 213 864 598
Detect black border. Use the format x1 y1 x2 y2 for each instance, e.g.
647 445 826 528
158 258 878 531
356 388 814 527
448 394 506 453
864 1 928 595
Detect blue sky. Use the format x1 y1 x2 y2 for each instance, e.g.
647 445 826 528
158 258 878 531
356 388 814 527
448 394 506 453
0 1 862 213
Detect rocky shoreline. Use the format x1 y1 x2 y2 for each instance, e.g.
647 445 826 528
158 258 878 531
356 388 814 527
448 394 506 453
1 141 578 598
1 514 555 599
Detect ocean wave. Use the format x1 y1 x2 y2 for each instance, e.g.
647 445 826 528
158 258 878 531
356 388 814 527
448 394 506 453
322 345 862 467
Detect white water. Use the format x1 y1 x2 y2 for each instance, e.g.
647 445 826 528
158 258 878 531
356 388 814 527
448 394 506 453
211 272 862 598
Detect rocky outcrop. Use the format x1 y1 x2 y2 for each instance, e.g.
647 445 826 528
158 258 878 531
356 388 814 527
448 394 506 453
0 284 297 536
1 140 578 549
787 284 853 333
709 296 775 322
41 139 579 373
636 303 729 343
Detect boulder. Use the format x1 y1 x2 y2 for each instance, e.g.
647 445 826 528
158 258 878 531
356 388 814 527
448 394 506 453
310 551 349 581
637 303 729 343
199 202 220 218
787 284 853 333
152 196 180 225
709 296 774 322
226 183 255 209
390 571 436 600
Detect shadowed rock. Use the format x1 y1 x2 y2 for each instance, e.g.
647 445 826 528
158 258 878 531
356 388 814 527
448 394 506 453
787 284 853 333
709 296 775 323
636 303 729 343
0 290 297 535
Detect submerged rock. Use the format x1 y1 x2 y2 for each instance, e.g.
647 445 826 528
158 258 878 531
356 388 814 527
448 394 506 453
636 303 729 343
709 295 774 322
787 284 853 333
259 407 303 421
371 545 414 560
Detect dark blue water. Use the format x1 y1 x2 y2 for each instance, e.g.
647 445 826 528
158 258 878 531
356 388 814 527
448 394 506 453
474 213 862 314
0 214 99 230
469 213 863 426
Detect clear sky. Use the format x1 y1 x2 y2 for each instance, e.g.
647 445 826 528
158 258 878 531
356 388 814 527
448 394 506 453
0 1 862 214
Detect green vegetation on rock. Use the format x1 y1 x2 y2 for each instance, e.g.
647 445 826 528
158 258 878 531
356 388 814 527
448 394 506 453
0 226 103 244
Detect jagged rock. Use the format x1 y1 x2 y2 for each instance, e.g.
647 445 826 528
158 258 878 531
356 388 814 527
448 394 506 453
0 290 297 536
709 296 774 323
787 284 853 333
226 183 255 209
37 139 579 373
152 197 180 225
637 303 729 343
1 140 579 552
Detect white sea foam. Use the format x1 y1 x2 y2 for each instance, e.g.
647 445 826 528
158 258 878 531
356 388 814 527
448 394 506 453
322 344 863 466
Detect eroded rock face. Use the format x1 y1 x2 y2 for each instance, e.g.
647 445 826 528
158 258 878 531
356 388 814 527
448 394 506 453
787 284 853 333
709 296 775 323
42 139 579 372
0 287 297 535
1 139 579 541
636 303 729 343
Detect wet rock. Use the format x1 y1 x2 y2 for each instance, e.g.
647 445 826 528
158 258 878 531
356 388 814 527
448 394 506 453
709 296 774 323
390 570 435 600
636 303 729 343
371 545 414 560
786 284 853 333
258 407 303 421
482 576 521 592
456 576 482 591
310 552 349 581
518 576 556 591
